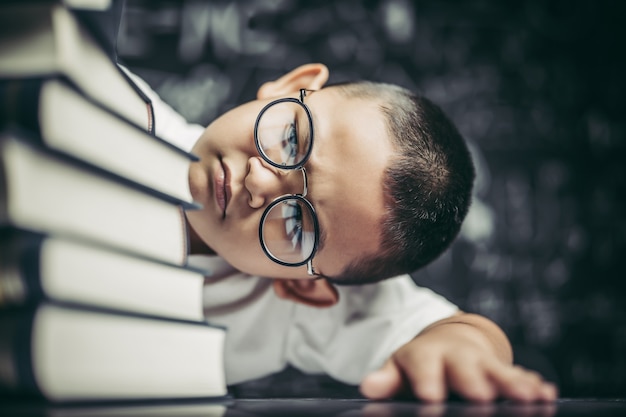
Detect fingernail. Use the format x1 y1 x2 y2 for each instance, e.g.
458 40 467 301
541 383 558 400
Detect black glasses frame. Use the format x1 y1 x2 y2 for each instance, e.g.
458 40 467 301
253 89 314 169
258 194 320 269
254 89 320 275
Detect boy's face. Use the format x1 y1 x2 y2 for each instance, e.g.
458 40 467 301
186 87 393 279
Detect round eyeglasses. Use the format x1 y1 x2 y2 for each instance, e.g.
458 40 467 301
254 89 319 275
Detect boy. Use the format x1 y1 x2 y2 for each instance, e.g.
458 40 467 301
129 63 557 403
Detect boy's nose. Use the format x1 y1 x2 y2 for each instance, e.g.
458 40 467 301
245 157 303 209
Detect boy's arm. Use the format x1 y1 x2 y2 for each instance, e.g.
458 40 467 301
359 312 558 403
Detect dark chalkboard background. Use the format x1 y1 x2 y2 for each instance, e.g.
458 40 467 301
116 0 626 398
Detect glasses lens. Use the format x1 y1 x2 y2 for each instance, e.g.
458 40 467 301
261 198 317 265
256 100 312 168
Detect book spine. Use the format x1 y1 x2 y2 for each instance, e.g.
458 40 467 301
0 229 44 308
0 78 44 139
0 308 40 396
0 137 6 222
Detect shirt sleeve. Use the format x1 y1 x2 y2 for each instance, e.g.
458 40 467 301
118 65 206 152
285 274 459 385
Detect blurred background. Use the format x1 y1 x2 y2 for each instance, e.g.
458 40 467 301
115 0 625 398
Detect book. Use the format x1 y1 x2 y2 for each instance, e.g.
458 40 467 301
0 1 228 406
0 77 197 206
0 228 206 322
0 302 227 402
0 132 188 266
1 1 113 11
0 3 154 132
0 401 230 417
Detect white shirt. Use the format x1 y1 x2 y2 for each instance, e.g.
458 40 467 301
190 255 458 385
128 68 459 385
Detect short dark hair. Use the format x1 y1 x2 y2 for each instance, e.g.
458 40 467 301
324 81 475 285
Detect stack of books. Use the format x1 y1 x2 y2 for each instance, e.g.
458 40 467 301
0 0 227 403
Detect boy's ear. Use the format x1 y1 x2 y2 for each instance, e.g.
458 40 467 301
257 63 329 100
272 278 339 308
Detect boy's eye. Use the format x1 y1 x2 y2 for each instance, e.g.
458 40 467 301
282 201 304 251
256 100 310 168
261 197 316 264
281 121 298 163
287 123 297 146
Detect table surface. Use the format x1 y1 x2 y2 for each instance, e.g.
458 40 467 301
3 398 626 417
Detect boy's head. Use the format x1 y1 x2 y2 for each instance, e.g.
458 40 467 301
186 63 474 302
326 81 475 285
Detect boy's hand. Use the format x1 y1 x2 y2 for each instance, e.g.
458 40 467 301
359 313 558 403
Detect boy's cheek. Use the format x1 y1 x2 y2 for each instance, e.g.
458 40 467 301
188 164 209 202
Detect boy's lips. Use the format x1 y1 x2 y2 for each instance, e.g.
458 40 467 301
214 159 230 218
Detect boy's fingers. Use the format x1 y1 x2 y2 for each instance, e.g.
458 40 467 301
540 383 559 401
400 352 446 402
447 361 497 403
487 363 558 402
359 358 403 400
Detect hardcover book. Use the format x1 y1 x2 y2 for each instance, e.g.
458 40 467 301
0 3 154 133
0 228 206 322
0 133 189 265
0 302 227 402
0 77 197 206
